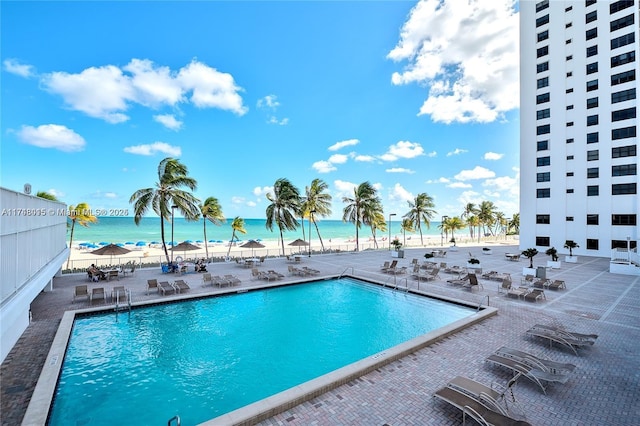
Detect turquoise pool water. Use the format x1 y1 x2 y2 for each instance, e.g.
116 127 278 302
49 278 474 425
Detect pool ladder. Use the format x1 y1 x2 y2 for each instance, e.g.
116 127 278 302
114 289 132 322
338 266 354 279
167 415 181 426
384 276 410 292
477 295 490 311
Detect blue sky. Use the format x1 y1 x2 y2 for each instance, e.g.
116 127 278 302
1 0 520 221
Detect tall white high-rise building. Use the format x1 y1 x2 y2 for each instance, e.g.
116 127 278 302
520 0 639 258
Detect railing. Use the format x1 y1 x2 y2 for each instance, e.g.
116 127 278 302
167 415 181 426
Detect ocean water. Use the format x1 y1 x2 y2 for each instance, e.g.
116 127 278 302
70 217 444 246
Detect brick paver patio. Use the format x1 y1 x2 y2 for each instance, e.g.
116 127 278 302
2 244 639 425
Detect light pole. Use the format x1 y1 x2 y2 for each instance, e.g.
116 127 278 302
388 213 396 250
441 215 448 247
170 205 178 266
308 210 316 257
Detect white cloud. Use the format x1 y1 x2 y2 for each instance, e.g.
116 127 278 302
447 182 473 189
372 182 383 191
257 95 280 109
483 175 519 197
40 58 247 123
328 139 359 151
426 177 450 184
3 58 35 78
390 183 414 202
446 148 468 156
484 151 504 160
388 0 519 123
253 186 273 196
454 166 495 181
246 200 257 207
153 114 183 131
353 154 376 162
312 160 337 173
123 141 181 156
231 196 245 204
333 179 356 196
427 151 437 157
17 124 86 152
380 141 425 161
328 154 348 164
47 188 66 198
386 167 415 174
267 116 289 125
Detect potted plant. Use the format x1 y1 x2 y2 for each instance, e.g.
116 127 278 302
545 247 561 269
390 238 404 258
482 247 492 255
564 240 578 262
521 248 538 275
449 237 458 251
424 252 434 260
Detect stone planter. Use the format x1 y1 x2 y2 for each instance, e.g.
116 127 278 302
482 249 492 255
449 246 459 252
522 267 536 276
392 250 405 258
547 260 561 269
565 256 578 263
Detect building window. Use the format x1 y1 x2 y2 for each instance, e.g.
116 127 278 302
611 32 635 50
537 188 551 198
537 172 551 182
612 88 636 103
587 115 599 126
566 22 573 28
566 39 572 45
587 214 599 225
585 0 596 7
612 164 637 176
612 107 636 122
566 55 573 61
537 156 551 166
567 122 575 127
536 236 550 247
536 0 549 12
587 150 599 161
566 88 574 93
587 167 599 178
586 28 598 40
611 70 636 86
587 97 599 109
586 62 598 74
567 72 573 78
612 126 637 140
587 185 599 196
612 145 637 157
536 93 550 104
610 14 634 32
586 45 598 57
537 77 549 89
586 239 599 250
537 61 549 73
537 30 549 42
537 124 551 135
567 155 575 160
537 46 549 58
566 217 574 221
610 1 634 14
567 188 574 193
585 10 597 23
537 108 551 120
537 140 549 151
567 172 575 176
612 183 637 194
612 240 637 249
536 214 550 224
566 138 574 143
586 79 599 91
612 214 637 225
587 132 599 143
566 5 573 12
611 51 635 68
536 14 550 27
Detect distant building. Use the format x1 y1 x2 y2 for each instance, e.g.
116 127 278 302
0 187 68 362
520 0 639 259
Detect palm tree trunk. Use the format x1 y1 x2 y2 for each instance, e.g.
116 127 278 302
160 216 170 265
226 230 236 258
355 220 359 252
313 219 325 251
418 222 424 246
371 227 378 249
66 220 76 270
279 226 285 256
203 219 209 261
301 216 306 241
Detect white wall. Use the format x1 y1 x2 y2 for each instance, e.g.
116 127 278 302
0 187 68 362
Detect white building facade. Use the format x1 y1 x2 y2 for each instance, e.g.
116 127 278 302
0 187 68 362
520 0 639 258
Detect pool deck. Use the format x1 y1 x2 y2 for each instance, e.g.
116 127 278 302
2 243 640 425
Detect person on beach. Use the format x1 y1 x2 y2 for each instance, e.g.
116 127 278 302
88 264 105 281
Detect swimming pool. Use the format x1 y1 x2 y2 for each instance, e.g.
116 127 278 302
44 278 484 425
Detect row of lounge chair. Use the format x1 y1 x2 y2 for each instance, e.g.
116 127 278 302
146 279 191 295
73 285 130 304
288 265 320 276
446 273 483 291
251 268 285 281
380 260 407 275
202 273 241 287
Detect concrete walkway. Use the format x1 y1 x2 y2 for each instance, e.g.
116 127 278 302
2 244 639 425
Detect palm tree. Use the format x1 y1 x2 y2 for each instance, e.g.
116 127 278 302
226 216 247 258
304 178 332 251
461 202 478 240
367 210 387 249
444 216 466 244
200 196 224 261
129 157 200 264
509 213 520 234
66 202 98 269
36 191 59 201
478 200 497 239
265 178 301 256
467 215 480 241
403 193 436 246
400 218 415 246
342 181 380 252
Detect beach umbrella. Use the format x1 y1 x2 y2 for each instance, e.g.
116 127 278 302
91 243 131 264
240 239 265 257
170 241 201 259
136 241 147 247
116 243 125 247
99 242 109 246
289 238 309 254
185 239 193 243
125 241 134 245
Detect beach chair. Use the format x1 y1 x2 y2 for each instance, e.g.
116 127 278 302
485 353 570 394
533 278 550 289
267 270 285 280
251 268 264 280
90 287 105 305
73 285 89 303
212 276 230 287
111 286 127 303
158 281 175 296
382 260 397 273
302 266 320 275
547 280 566 290
173 279 190 293
521 274 535 286
422 267 440 282
498 278 513 293
445 375 524 418
147 279 158 295
446 273 469 286
529 324 598 343
462 273 482 291
526 325 595 355
507 286 530 299
223 275 241 286
202 273 213 286
107 269 120 281
482 270 498 279
524 289 545 302
494 346 576 375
